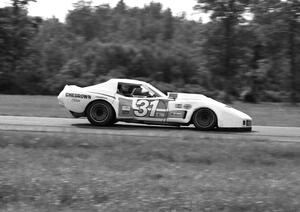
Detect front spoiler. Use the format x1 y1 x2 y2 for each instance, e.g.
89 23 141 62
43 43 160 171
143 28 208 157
217 127 252 132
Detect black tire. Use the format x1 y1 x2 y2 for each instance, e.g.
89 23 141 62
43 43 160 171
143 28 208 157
192 108 217 130
86 101 115 126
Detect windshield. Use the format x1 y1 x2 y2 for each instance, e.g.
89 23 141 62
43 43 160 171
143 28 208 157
145 83 167 98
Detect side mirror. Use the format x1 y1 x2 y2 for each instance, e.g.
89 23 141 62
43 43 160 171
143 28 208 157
167 92 178 100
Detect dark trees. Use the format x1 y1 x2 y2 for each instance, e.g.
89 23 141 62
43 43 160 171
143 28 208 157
0 0 298 102
251 0 300 102
194 0 251 101
0 0 39 93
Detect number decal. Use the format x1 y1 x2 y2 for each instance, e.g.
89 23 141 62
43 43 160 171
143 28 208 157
134 100 149 117
134 100 159 117
149 100 159 117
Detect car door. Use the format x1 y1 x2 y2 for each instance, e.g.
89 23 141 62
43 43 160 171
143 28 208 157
117 95 169 123
132 97 170 122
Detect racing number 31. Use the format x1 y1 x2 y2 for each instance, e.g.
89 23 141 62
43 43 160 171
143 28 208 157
134 100 159 117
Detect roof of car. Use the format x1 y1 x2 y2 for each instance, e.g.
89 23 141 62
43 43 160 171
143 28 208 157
83 78 146 94
84 78 167 98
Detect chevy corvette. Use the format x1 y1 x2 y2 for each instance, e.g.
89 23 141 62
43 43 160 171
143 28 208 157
57 79 252 131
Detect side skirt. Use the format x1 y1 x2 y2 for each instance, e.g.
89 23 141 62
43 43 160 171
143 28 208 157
120 119 181 127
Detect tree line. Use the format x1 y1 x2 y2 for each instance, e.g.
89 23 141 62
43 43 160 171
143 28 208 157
0 0 299 102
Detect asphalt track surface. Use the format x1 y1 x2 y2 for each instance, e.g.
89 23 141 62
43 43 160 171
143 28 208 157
0 115 299 142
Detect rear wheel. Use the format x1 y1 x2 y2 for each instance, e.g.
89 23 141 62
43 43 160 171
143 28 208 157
86 101 115 126
192 108 217 130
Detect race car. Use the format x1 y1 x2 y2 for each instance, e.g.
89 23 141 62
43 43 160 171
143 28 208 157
57 78 252 131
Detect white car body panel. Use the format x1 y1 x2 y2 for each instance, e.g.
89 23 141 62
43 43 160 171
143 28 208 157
167 93 251 128
58 79 252 129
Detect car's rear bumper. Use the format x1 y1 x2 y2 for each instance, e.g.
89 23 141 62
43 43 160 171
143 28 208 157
57 90 65 106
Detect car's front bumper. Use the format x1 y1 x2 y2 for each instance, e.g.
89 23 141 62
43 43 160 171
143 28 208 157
217 127 252 132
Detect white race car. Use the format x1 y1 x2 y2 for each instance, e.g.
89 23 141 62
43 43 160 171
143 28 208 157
58 79 252 131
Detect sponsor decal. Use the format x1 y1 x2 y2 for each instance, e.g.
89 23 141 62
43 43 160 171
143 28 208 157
168 110 186 118
122 106 131 111
175 104 183 109
66 93 91 99
183 104 192 109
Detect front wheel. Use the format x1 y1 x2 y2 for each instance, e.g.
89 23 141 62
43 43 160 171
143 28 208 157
192 108 217 130
86 101 115 126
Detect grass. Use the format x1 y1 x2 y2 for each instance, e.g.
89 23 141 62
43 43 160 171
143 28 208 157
232 102 300 127
0 94 299 127
0 95 68 118
0 131 299 211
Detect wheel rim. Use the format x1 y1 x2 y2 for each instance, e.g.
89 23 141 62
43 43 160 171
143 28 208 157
90 104 109 122
195 109 215 128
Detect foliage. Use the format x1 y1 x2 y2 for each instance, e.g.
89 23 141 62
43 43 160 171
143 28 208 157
0 0 299 102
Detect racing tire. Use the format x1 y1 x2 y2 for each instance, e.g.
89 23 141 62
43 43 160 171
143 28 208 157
192 108 217 130
86 101 115 126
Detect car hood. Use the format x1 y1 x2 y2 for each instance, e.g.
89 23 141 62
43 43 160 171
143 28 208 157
171 93 222 104
173 93 212 101
171 93 251 120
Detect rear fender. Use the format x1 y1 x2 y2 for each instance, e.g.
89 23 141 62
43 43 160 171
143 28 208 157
59 85 116 114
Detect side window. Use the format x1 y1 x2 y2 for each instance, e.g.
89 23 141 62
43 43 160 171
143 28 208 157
117 83 160 98
131 86 148 97
117 83 138 97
